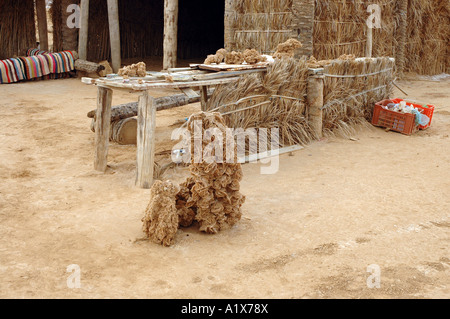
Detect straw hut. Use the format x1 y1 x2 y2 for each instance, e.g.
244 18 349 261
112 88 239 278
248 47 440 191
2 1 445 75
227 0 448 75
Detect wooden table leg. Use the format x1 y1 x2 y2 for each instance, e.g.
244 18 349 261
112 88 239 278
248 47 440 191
136 91 156 189
94 86 113 172
200 85 208 112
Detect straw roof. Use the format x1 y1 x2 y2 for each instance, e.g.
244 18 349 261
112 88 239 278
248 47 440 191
227 0 448 75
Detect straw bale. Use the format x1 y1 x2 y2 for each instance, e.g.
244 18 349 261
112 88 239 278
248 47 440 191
322 57 395 137
206 58 314 146
404 0 449 75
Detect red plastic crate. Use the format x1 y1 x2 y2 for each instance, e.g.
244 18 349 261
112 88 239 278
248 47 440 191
372 100 418 135
390 98 435 130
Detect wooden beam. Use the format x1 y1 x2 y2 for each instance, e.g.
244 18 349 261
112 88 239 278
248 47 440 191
78 0 89 60
136 92 156 189
107 0 121 73
163 0 179 70
224 0 235 50
292 0 315 57
243 145 304 163
200 86 209 111
75 59 105 73
307 74 324 139
81 76 239 91
366 25 373 58
94 87 113 172
35 0 49 51
193 68 266 81
395 0 408 75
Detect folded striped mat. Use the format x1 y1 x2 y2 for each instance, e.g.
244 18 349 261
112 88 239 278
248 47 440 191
0 50 76 84
26 48 49 56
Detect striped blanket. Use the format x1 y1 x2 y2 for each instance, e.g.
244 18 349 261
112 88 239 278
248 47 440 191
0 50 75 84
26 48 49 56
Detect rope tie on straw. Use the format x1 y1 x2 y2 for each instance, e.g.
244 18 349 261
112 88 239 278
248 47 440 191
315 39 367 46
321 85 388 110
211 94 305 116
323 68 393 78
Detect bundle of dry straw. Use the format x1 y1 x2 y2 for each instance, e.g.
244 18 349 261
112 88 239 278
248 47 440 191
232 0 295 54
405 0 449 75
322 57 395 137
313 0 397 60
206 58 316 146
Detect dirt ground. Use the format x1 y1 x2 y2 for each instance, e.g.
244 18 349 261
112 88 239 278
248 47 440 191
0 72 449 299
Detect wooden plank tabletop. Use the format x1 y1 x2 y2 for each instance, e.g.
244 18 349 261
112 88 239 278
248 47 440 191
192 62 270 72
82 76 240 91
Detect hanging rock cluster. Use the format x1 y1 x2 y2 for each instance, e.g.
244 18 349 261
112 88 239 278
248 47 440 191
273 39 303 59
204 49 228 65
184 112 246 234
142 112 246 246
118 62 147 77
204 48 267 65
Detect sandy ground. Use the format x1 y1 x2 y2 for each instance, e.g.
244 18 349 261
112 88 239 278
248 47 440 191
0 73 449 299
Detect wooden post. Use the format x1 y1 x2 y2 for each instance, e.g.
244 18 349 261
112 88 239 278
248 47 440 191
78 0 89 60
61 0 79 51
107 0 121 73
136 92 156 189
396 0 408 75
36 0 49 51
163 0 179 70
366 24 373 58
292 0 315 57
200 86 209 111
94 86 113 172
307 73 324 139
224 0 235 50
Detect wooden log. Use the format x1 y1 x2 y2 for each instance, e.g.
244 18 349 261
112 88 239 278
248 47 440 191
75 59 105 73
78 0 90 60
94 86 113 172
307 75 324 139
36 0 49 51
136 93 156 189
87 91 209 120
110 117 137 145
107 0 121 73
92 117 138 145
163 0 179 70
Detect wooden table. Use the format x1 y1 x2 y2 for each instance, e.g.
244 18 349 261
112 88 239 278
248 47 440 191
81 75 248 189
82 64 269 188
